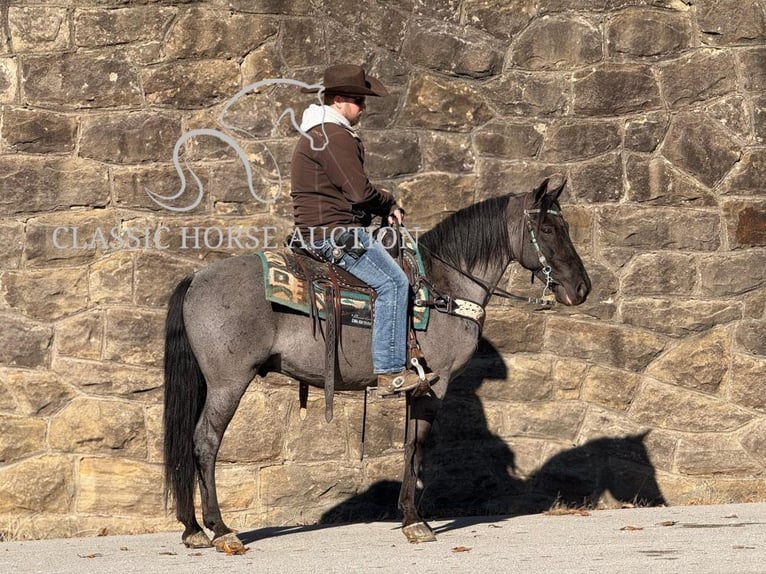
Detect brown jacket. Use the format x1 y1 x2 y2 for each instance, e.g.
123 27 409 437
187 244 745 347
291 123 396 237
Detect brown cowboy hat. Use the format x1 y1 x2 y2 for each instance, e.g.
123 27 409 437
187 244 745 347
302 64 389 97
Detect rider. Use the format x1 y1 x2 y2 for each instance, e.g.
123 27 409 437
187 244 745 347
290 64 437 394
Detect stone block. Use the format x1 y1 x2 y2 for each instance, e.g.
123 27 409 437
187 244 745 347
0 313 51 368
400 73 493 132
134 252 198 308
23 210 121 268
624 113 668 152
420 131 475 173
215 464 259 511
706 95 751 142
279 18 324 66
359 130 421 179
573 64 661 116
49 397 146 456
56 310 103 360
657 50 737 108
402 19 502 78
510 15 601 70
0 416 46 462
500 401 587 442
629 380 752 432
218 387 290 463
621 252 698 296
89 251 134 306
607 8 692 58
739 419 766 465
164 8 278 59
723 200 766 248
395 173 476 230
22 53 142 108
646 328 731 394
625 155 716 206
52 357 162 403
344 396 407 460
8 7 69 53
104 308 165 367
1 108 78 154
324 0 407 52
1 267 88 321
475 353 554 402
0 58 17 103
676 435 763 477
721 149 766 196
699 251 766 297
77 458 162 515
74 6 175 47
142 60 240 109
597 206 720 251
755 95 766 144
568 152 623 203
475 159 559 201
0 368 74 416
738 47 766 92
474 121 543 159
0 220 24 269
728 354 766 413
112 164 209 212
485 71 570 116
544 317 666 371
621 298 742 337
735 319 766 356
259 462 360 523
582 366 642 411
697 0 766 46
482 309 546 354
80 111 181 164
541 120 620 162
0 456 73 513
463 0 536 41
0 157 109 216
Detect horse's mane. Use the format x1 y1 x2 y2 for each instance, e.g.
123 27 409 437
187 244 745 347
418 194 516 272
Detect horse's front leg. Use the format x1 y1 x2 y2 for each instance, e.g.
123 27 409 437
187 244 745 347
399 393 441 543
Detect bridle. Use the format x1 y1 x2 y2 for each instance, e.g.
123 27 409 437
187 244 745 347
411 206 564 328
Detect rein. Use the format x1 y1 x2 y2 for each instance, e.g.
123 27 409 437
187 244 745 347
412 207 562 327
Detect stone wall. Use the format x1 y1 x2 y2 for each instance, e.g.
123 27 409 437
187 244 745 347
1 0 765 540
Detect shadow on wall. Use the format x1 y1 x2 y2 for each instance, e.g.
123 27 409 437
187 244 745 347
320 338 666 524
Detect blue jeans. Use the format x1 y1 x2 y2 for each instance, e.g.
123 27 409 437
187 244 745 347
313 228 410 374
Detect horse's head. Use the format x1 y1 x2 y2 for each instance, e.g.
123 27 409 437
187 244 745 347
517 178 591 306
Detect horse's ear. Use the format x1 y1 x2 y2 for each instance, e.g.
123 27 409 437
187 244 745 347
533 178 550 206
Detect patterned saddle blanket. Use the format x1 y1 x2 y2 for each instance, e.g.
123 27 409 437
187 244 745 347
256 246 430 331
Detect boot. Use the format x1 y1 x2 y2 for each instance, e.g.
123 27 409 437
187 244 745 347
376 369 438 396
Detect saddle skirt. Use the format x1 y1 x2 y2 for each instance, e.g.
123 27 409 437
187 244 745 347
257 248 430 331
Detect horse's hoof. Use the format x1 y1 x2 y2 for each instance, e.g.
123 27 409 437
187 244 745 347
212 532 249 554
402 522 437 543
183 530 213 548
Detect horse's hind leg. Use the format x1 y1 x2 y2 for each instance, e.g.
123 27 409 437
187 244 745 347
194 381 252 552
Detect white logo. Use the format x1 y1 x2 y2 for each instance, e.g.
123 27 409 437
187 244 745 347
145 78 331 213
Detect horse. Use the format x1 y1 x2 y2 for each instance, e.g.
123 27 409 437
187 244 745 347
162 177 591 550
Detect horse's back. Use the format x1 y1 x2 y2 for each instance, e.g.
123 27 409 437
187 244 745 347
183 254 276 380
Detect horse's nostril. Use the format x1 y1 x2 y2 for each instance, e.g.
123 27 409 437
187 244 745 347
577 281 588 299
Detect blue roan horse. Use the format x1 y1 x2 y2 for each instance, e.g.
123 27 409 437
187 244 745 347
163 178 591 550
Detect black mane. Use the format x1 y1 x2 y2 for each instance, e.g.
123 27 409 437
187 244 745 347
418 194 516 272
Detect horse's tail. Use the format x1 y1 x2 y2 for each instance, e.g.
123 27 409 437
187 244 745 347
163 275 206 524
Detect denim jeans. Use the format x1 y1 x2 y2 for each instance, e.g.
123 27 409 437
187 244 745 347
313 228 409 374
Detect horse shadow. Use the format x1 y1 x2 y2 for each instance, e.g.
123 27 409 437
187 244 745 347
318 337 666 525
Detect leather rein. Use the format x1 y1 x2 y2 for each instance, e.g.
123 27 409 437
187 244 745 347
412 207 563 329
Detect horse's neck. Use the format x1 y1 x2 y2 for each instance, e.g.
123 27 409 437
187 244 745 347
428 257 509 307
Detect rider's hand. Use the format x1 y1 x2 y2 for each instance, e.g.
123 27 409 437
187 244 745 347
388 207 404 226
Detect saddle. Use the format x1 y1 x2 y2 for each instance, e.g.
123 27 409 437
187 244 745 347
258 228 429 422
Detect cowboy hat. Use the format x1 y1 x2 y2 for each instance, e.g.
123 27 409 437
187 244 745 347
302 64 389 97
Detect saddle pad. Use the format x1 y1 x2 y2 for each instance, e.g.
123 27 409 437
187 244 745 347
257 249 429 330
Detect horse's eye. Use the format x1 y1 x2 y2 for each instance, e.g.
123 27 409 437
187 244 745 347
541 225 554 234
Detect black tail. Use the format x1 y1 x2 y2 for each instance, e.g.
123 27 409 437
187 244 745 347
163 275 206 525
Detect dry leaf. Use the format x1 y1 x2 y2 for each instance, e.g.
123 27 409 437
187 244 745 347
544 508 590 516
620 525 643 531
659 521 677 527
452 546 472 553
158 551 177 556
119 546 129 551
724 514 739 519
97 527 109 537
733 545 755 550
221 541 250 556
78 553 103 559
